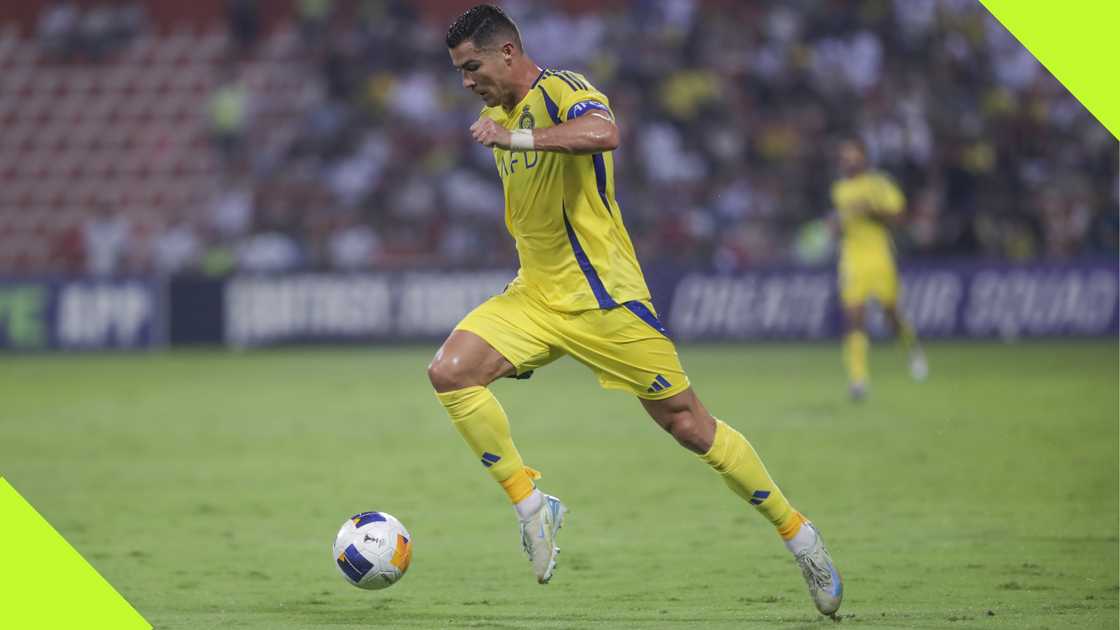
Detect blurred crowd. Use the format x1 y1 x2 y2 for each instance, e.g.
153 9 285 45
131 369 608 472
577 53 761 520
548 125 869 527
36 0 1120 274
37 0 148 61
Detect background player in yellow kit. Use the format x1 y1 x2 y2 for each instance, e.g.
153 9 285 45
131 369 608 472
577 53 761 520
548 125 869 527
428 5 841 617
831 138 928 401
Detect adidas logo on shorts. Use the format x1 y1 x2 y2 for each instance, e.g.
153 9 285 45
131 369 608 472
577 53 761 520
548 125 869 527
646 374 672 393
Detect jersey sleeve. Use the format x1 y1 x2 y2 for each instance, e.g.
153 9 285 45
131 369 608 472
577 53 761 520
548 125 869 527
876 175 905 215
547 71 613 123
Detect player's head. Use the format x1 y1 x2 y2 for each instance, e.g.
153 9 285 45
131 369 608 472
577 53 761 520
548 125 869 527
835 137 868 177
447 4 525 108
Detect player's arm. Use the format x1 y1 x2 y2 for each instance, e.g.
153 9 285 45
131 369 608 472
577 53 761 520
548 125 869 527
470 112 618 155
864 177 906 225
865 203 904 226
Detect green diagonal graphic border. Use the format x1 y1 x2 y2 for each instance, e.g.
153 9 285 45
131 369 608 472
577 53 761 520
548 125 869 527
0 477 151 629
980 0 1119 139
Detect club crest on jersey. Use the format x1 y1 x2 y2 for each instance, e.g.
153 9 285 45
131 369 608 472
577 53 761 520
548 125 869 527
498 107 540 178
518 107 535 130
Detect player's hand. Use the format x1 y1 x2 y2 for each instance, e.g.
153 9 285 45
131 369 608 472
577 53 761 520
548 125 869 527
470 117 512 149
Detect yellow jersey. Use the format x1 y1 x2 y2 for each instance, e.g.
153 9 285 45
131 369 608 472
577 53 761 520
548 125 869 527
831 170 906 269
480 69 649 313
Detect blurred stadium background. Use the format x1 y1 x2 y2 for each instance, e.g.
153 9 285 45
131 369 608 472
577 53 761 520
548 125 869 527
1 3 1117 628
0 0 1115 351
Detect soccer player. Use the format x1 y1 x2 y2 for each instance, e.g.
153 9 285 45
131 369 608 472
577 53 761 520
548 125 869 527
430 5 842 616
831 138 928 400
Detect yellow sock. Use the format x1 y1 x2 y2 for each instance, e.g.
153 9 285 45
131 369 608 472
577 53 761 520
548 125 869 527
844 331 869 385
700 419 803 539
435 386 540 503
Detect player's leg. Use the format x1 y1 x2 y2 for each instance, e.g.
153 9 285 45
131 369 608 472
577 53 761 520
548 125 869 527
428 329 516 390
560 302 841 615
563 302 803 530
640 389 801 536
428 329 542 510
883 304 926 379
428 293 566 583
842 302 870 400
880 269 928 381
840 264 870 400
882 305 913 348
640 389 842 616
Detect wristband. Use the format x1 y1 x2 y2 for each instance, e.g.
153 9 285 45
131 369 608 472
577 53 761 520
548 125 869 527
510 129 534 151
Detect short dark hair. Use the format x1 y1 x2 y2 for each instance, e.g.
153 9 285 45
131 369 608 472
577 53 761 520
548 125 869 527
446 4 521 50
835 135 867 155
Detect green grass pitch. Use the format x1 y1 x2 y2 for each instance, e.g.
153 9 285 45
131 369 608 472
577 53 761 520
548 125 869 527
1 342 1117 629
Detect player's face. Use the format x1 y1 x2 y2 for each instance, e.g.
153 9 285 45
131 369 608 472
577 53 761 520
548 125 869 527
449 40 510 108
837 142 866 177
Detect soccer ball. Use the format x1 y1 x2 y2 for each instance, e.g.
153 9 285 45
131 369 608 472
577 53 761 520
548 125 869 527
332 511 412 590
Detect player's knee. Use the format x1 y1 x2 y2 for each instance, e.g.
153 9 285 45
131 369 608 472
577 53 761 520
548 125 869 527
664 409 710 453
845 310 865 331
427 357 475 392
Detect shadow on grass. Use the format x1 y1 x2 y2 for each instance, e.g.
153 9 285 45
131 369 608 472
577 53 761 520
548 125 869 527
263 601 830 629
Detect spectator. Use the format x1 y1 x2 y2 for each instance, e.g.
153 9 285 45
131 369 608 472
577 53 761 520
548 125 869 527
237 232 302 273
78 3 116 60
37 0 79 59
297 0 333 49
227 0 260 55
327 212 380 270
209 171 256 239
82 203 130 276
208 65 251 166
151 214 201 275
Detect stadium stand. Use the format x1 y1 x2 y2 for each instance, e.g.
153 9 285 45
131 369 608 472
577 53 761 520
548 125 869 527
0 1 1115 275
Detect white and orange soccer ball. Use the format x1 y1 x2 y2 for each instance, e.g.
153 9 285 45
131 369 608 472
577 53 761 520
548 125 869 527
332 511 412 590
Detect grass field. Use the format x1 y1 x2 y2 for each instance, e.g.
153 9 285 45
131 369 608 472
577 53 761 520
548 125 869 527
1 342 1117 629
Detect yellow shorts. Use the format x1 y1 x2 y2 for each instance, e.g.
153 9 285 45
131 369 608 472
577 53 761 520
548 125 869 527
839 257 900 308
455 284 690 400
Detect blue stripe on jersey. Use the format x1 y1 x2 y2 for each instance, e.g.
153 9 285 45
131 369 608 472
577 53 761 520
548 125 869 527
529 68 546 89
548 69 580 91
562 205 618 309
623 300 670 337
538 85 561 124
566 102 614 215
591 154 611 215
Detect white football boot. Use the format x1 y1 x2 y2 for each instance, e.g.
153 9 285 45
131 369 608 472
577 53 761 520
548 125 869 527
519 494 566 584
791 522 843 617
